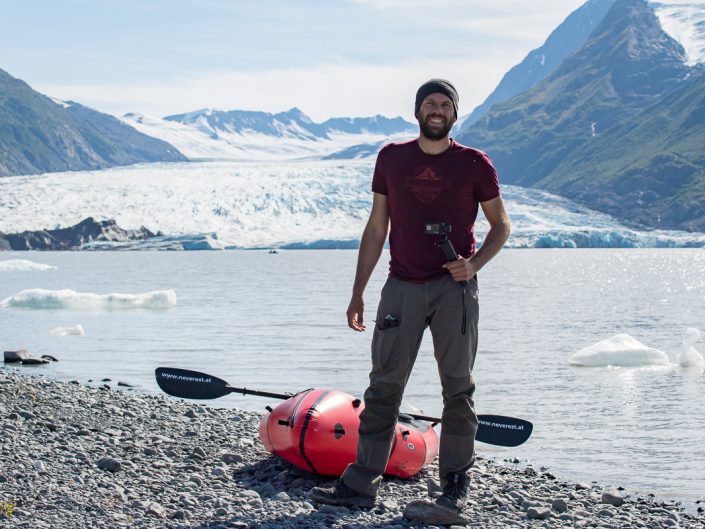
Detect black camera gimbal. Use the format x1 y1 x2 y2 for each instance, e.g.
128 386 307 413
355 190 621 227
425 222 469 287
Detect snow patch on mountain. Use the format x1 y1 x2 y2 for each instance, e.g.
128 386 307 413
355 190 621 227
50 97 71 109
651 1 705 65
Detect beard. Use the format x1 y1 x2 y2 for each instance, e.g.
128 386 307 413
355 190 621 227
418 114 454 141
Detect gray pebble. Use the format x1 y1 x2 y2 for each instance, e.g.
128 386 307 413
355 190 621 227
222 453 243 464
378 499 398 512
146 501 166 518
170 509 188 520
601 490 625 507
597 508 616 517
552 498 569 513
318 504 339 514
527 507 552 520
97 457 122 472
242 489 261 499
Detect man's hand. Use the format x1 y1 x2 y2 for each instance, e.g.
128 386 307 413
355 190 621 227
443 257 478 282
347 294 366 331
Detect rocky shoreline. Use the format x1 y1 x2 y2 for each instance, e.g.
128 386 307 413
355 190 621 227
0 369 702 529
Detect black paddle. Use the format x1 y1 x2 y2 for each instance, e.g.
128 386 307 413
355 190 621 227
155 367 533 447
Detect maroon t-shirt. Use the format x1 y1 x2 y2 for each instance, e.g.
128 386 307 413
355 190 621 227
372 139 501 283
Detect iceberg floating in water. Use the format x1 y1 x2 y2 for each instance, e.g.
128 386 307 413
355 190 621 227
569 334 670 367
0 259 57 271
0 289 177 310
50 324 86 336
677 327 704 368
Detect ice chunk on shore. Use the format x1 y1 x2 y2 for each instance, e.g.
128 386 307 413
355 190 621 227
677 327 704 368
569 334 669 367
50 324 86 336
0 289 177 310
0 259 57 271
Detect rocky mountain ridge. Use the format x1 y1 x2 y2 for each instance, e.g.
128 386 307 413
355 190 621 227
0 68 186 178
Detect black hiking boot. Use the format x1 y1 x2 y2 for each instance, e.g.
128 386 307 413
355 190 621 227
310 480 375 508
436 472 469 513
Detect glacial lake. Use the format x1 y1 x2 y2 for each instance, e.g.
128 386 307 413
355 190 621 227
1 249 704 510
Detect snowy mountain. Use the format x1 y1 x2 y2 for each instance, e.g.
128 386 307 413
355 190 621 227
1 160 704 250
122 109 416 161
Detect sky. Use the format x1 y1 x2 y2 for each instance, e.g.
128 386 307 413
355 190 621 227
0 0 590 122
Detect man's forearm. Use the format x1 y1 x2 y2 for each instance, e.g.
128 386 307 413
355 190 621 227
352 225 387 296
470 219 510 273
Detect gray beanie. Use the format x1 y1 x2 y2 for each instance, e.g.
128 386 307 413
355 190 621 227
415 79 459 118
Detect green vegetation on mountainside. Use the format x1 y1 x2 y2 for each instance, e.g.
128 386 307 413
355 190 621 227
458 0 705 231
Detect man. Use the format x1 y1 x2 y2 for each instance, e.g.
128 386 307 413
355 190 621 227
310 79 511 516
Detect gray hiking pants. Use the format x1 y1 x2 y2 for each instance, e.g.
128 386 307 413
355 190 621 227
342 274 479 496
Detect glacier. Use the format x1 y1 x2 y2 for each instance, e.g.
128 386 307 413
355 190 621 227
1 160 704 250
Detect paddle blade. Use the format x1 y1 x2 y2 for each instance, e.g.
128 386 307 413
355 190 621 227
476 414 533 447
155 367 231 400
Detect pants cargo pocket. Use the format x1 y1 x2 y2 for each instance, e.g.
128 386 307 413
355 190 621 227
371 326 401 373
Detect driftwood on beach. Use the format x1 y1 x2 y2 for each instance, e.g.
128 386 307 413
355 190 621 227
0 370 702 528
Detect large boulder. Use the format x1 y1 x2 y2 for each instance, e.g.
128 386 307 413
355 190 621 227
4 349 32 363
3 349 57 365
